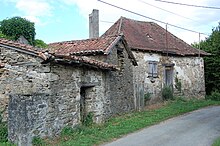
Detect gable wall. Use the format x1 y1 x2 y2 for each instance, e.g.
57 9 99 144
85 41 136 117
104 44 135 115
132 51 205 107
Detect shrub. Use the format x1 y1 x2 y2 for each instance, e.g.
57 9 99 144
212 136 220 146
0 122 7 143
174 76 182 92
162 86 174 100
0 112 8 143
82 112 94 127
60 126 80 136
32 136 45 146
206 91 220 101
144 92 151 102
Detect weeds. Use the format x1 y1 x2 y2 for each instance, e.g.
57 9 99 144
206 91 220 101
212 136 220 146
0 111 8 143
162 86 174 100
32 136 46 146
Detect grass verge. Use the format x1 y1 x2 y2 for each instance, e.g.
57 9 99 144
45 99 220 146
213 137 220 146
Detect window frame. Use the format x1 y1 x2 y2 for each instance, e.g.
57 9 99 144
148 61 158 78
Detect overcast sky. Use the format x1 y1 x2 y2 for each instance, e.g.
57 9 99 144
1 0 220 44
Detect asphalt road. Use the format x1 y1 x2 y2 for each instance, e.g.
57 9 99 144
102 106 220 146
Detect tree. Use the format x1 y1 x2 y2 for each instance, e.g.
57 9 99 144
0 31 7 39
34 39 48 48
193 23 220 95
0 17 36 45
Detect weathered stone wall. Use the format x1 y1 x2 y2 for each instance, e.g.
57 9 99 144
171 56 205 98
132 52 164 105
85 42 136 117
0 46 49 121
132 51 206 105
104 44 135 116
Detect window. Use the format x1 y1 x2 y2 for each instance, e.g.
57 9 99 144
148 61 158 78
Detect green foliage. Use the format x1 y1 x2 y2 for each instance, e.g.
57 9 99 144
162 86 174 100
32 136 46 146
0 31 7 39
206 91 220 101
82 112 94 127
144 92 151 102
212 136 220 146
0 112 8 143
175 76 182 92
0 16 36 45
194 23 220 95
34 39 48 48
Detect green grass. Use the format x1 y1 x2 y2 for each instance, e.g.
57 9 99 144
213 137 220 146
45 99 220 146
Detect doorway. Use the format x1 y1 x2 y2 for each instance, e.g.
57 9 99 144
80 85 94 124
164 65 174 87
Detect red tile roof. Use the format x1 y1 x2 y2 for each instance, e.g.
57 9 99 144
48 35 122 56
54 55 117 70
103 17 208 56
0 38 116 70
0 38 41 53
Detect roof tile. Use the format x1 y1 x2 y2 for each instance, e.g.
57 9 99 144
0 38 116 70
103 17 209 56
48 35 122 55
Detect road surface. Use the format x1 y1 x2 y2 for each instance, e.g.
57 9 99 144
102 106 220 146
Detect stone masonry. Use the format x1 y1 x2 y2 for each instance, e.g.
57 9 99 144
132 51 205 105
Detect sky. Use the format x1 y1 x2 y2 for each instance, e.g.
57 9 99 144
1 0 220 44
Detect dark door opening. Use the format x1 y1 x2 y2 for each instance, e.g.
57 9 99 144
80 85 94 124
80 87 87 123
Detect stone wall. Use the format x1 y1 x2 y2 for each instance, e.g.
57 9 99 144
0 46 49 121
104 44 135 115
171 56 205 98
84 41 136 117
132 51 205 105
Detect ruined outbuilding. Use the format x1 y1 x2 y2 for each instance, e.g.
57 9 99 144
0 35 137 145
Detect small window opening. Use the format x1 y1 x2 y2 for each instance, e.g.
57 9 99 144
148 61 158 78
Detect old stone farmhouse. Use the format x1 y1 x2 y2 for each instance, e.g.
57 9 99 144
0 9 208 145
103 16 209 105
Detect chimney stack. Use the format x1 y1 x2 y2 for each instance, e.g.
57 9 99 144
89 9 99 38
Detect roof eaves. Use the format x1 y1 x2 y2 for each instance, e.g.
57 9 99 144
0 43 49 61
104 35 122 55
53 54 117 71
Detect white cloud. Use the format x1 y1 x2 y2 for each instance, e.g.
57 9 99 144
5 0 53 25
61 0 220 44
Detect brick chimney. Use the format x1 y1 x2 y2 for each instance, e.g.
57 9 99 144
89 9 99 38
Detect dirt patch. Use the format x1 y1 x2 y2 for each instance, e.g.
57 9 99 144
145 101 168 110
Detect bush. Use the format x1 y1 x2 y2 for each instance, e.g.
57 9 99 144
0 122 7 143
32 136 45 146
206 91 220 101
144 92 151 102
162 86 174 100
0 112 8 143
82 112 94 127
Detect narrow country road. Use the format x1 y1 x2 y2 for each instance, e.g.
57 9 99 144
102 106 220 146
